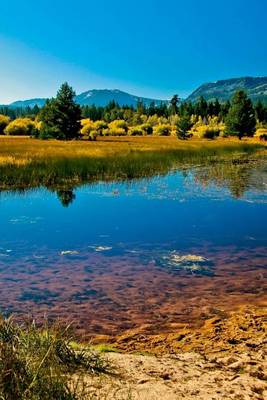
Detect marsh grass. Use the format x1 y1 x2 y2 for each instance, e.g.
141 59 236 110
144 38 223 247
0 317 111 400
0 136 265 190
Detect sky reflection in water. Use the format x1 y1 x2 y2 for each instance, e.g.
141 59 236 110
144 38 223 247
0 159 266 336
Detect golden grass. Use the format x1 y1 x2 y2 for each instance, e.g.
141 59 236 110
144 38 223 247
0 135 265 165
0 135 265 191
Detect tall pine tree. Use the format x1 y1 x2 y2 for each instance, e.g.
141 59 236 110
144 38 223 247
225 90 256 139
40 82 81 140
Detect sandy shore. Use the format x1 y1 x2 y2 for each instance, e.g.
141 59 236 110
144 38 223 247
85 306 266 399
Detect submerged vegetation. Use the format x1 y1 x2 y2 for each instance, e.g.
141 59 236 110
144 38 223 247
0 317 110 399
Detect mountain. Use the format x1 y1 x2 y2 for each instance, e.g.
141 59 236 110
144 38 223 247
5 77 267 109
186 77 267 103
6 89 168 109
75 89 167 107
8 98 47 108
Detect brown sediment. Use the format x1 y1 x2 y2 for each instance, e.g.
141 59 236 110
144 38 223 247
0 244 266 349
108 305 267 354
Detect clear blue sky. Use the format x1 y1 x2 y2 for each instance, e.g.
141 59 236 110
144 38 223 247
0 0 266 103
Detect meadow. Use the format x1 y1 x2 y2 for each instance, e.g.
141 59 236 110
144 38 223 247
0 136 265 190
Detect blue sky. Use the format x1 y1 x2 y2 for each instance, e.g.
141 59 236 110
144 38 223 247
0 0 266 103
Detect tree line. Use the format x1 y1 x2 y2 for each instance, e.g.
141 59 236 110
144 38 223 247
1 82 267 140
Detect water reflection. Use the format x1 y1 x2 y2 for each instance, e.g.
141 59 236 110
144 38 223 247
0 156 266 338
56 189 76 207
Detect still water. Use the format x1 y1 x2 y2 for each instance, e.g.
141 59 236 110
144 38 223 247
0 159 266 338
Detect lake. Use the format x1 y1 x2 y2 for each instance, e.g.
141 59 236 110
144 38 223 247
0 156 266 339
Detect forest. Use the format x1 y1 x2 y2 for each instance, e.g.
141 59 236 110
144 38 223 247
1 83 267 141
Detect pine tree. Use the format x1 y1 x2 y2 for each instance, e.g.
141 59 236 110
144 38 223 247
255 100 266 123
225 90 256 139
195 96 208 118
39 82 81 140
176 114 193 139
170 94 179 115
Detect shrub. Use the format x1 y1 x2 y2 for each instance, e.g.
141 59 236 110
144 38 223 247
129 126 143 136
81 122 94 136
140 123 153 135
108 127 127 136
38 124 64 140
108 119 128 132
202 127 220 139
255 128 267 137
93 120 108 135
154 124 172 136
81 118 93 127
88 130 98 141
259 133 267 141
0 115 10 134
4 118 38 136
102 128 110 136
191 124 220 139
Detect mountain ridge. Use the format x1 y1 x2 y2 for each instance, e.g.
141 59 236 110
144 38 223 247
186 76 267 103
6 89 168 109
3 76 267 108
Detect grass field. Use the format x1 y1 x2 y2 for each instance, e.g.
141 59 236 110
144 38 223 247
0 136 265 190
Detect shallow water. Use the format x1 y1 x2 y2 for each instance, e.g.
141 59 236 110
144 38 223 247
0 158 266 338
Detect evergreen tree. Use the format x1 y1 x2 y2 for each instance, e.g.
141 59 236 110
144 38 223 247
170 94 179 115
40 82 81 140
136 100 145 115
255 100 266 123
148 101 156 116
213 99 221 116
176 114 193 139
225 90 256 139
195 96 208 117
220 100 231 121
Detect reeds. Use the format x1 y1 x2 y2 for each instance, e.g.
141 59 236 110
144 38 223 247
0 136 265 190
0 317 110 399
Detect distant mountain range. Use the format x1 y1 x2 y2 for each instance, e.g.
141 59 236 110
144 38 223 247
2 77 267 109
186 76 267 103
5 89 168 109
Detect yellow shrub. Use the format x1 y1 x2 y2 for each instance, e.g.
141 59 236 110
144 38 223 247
81 118 93 127
107 128 127 136
93 120 108 133
4 118 37 136
192 125 220 139
255 128 267 137
0 114 10 134
108 120 127 130
129 126 144 136
154 124 172 136
81 123 94 136
147 115 161 126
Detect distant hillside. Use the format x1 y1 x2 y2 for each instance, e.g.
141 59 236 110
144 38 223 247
7 89 168 109
5 77 267 109
75 89 167 107
8 98 47 108
186 77 267 103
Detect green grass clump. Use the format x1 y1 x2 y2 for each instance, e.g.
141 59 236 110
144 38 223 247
0 317 110 400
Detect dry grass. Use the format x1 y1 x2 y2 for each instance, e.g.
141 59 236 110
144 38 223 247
0 135 265 164
0 136 265 190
